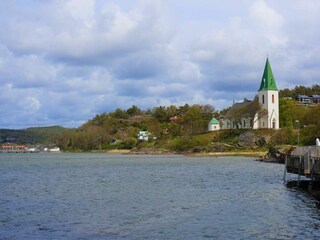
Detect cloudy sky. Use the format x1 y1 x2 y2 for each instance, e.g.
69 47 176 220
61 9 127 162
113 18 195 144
0 0 319 129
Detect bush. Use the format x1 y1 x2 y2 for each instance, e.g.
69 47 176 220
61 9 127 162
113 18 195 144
169 136 195 151
122 137 138 149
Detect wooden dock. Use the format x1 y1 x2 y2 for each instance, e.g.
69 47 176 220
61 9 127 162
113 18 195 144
284 146 320 190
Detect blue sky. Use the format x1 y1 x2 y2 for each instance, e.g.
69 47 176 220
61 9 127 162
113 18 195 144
0 0 319 129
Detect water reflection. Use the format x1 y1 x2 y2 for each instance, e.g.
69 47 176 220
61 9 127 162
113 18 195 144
286 180 320 202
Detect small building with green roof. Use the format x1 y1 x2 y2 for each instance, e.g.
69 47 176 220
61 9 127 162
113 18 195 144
208 117 220 131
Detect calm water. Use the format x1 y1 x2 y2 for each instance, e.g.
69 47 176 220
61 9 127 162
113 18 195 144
1 153 320 240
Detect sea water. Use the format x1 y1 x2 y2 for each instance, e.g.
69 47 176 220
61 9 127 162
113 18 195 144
1 153 320 239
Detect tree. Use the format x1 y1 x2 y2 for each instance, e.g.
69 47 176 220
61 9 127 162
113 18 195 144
279 98 296 128
110 108 129 119
224 97 267 129
152 106 168 122
279 84 320 99
179 105 210 135
300 104 320 144
126 105 142 116
200 104 216 120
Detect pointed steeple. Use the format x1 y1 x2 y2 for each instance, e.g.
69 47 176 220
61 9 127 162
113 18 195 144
258 58 278 91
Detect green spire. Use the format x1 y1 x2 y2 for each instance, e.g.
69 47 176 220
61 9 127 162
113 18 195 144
258 58 278 91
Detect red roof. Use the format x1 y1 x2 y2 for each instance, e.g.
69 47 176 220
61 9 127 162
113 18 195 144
169 116 178 121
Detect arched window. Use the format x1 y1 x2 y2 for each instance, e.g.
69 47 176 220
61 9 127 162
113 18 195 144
272 94 275 103
262 95 265 104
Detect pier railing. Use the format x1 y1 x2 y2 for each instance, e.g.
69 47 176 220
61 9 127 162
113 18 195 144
286 146 320 180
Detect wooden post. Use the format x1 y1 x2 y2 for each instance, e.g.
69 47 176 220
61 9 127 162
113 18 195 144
297 156 301 187
308 158 315 192
283 155 287 182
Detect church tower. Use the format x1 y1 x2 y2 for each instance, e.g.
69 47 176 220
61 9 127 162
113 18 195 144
258 58 279 129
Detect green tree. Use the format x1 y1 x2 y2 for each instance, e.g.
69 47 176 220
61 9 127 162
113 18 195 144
152 106 168 122
300 104 320 144
180 105 208 135
110 108 129 119
126 105 142 116
279 98 296 128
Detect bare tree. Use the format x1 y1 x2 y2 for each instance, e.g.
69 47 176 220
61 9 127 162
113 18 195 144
225 96 267 129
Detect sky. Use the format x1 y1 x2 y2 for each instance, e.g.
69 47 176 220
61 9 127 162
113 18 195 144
0 0 320 129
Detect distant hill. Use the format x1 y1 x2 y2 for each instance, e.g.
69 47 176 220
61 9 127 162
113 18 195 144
0 126 68 145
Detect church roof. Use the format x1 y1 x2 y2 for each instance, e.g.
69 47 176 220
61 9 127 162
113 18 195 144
224 99 252 118
258 58 278 91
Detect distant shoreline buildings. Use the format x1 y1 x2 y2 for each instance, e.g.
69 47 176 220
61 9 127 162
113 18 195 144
0 145 60 153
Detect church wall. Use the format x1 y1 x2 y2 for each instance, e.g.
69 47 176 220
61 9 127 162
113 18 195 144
258 90 279 129
221 117 254 130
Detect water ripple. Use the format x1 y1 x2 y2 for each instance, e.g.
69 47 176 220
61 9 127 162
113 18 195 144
1 154 320 239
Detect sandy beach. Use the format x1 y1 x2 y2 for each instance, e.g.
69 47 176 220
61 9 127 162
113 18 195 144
185 151 267 157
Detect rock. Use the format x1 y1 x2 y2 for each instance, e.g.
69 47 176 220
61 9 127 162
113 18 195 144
238 132 267 147
265 147 286 163
191 147 206 153
209 143 228 152
256 136 267 147
238 132 255 147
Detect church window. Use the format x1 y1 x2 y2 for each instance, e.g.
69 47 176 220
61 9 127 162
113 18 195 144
272 94 275 103
262 95 265 104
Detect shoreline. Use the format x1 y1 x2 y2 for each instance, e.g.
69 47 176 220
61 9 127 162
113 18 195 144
92 149 272 159
92 149 131 154
185 151 267 157
101 149 267 158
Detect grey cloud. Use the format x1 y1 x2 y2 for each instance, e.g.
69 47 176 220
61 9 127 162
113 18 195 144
0 0 320 128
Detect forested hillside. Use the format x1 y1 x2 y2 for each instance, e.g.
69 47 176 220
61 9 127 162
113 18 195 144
0 126 67 145
279 84 320 98
2 85 319 151
55 99 320 151
55 104 216 151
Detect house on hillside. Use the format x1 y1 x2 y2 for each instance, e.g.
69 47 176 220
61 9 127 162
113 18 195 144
220 57 279 130
137 131 150 141
313 95 320 104
296 95 320 105
208 117 220 131
296 95 312 105
169 116 179 122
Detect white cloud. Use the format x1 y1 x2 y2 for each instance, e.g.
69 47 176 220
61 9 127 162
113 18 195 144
0 0 319 128
250 0 287 46
20 97 41 112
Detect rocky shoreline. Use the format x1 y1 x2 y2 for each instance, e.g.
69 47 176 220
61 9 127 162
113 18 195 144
125 147 267 158
98 145 295 163
256 146 296 163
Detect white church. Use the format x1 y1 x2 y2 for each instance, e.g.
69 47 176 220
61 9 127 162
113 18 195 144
209 58 279 131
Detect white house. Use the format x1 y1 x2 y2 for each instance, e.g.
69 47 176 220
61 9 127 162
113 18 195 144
208 117 220 131
137 131 150 141
49 147 61 152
